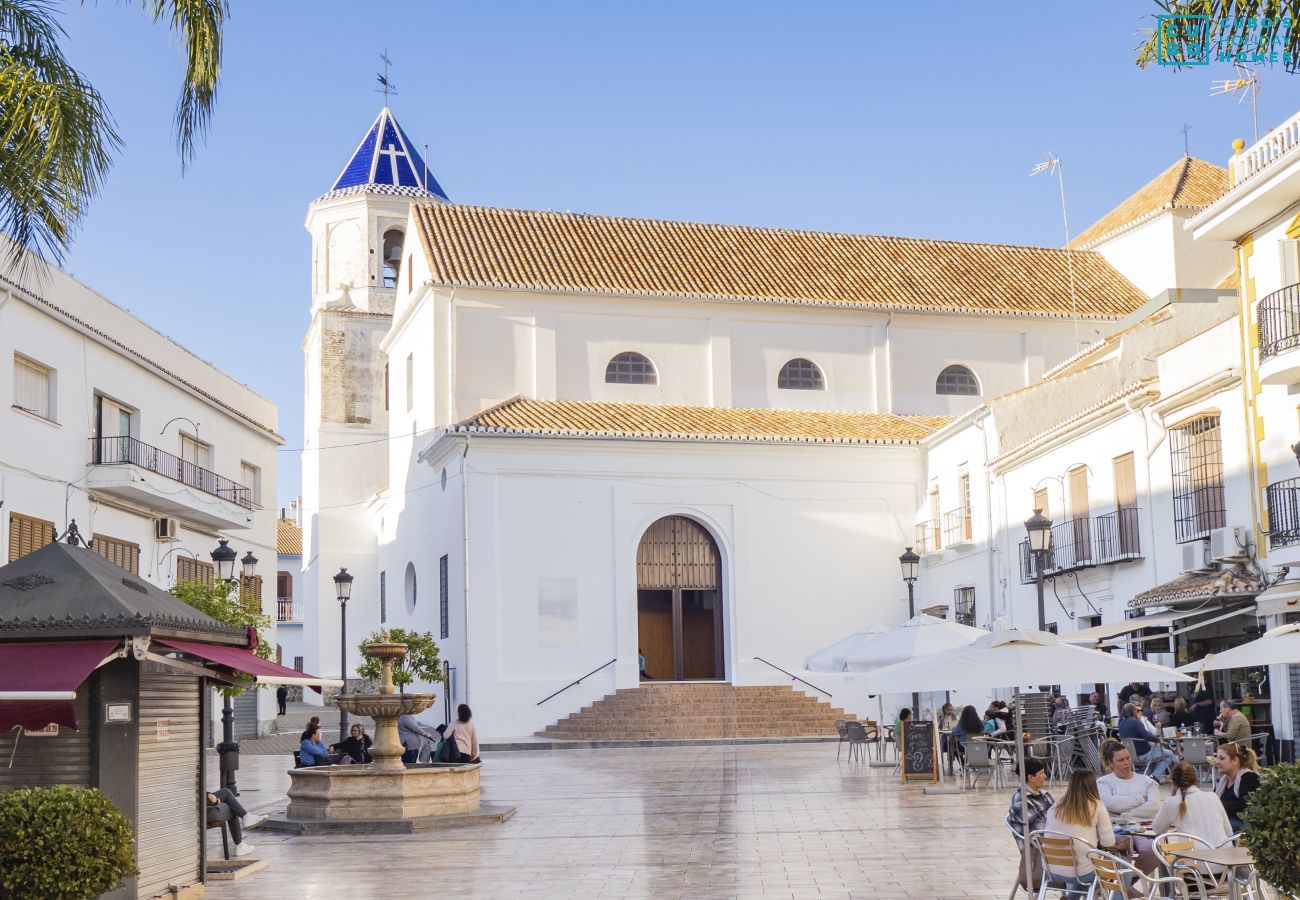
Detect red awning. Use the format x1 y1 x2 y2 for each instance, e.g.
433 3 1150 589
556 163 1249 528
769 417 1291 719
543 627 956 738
0 639 121 731
152 639 341 692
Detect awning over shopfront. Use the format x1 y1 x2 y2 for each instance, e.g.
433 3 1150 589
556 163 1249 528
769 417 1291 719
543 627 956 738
0 639 121 731
1061 611 1186 644
1255 580 1300 618
152 638 342 690
1128 564 1261 610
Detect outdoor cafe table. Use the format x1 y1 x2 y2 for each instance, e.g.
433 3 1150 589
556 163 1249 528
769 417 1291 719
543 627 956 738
1171 846 1255 900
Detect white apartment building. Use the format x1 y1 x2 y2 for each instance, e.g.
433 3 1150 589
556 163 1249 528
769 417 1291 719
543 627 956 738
0 252 282 737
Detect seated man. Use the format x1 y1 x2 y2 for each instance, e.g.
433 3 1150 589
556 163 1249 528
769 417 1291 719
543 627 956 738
205 789 266 858
1117 703 1176 778
1007 758 1054 889
1215 700 1252 746
1050 697 1071 732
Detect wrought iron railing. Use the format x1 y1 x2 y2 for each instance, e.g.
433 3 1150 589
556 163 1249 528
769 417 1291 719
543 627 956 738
942 507 972 545
915 520 941 554
1018 508 1143 584
91 435 253 509
1267 478 1300 549
277 598 303 623
1257 283 1300 360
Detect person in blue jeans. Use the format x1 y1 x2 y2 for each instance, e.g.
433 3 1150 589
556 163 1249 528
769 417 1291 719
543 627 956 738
1117 703 1177 777
299 724 333 766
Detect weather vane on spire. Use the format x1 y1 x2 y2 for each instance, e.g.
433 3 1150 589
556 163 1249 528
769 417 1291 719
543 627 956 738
376 50 397 103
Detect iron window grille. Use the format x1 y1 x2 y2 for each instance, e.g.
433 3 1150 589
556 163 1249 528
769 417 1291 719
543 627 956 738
1169 415 1226 543
604 352 657 385
777 358 825 390
1266 478 1300 548
954 587 976 627
936 364 979 396
439 554 449 639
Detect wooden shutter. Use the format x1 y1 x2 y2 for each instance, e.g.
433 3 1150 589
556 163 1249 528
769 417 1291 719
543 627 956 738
1280 239 1300 286
8 512 55 562
91 534 140 574
1113 453 1137 509
1032 487 1049 517
175 556 214 583
1068 467 1089 517
240 574 263 613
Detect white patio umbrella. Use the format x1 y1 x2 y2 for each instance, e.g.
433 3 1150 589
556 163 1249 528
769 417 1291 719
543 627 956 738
862 627 1192 889
802 624 886 673
1177 622 1300 671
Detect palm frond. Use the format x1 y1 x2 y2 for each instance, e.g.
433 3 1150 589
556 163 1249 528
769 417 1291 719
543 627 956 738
0 0 120 267
1135 0 1300 73
141 0 227 170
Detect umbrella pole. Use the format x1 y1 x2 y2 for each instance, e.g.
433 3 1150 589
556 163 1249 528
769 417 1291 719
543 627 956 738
924 689 959 794
1015 686 1032 894
870 695 893 767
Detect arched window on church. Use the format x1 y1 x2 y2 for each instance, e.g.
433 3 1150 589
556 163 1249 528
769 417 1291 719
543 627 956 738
605 351 657 385
936 364 980 396
777 358 825 390
382 229 404 288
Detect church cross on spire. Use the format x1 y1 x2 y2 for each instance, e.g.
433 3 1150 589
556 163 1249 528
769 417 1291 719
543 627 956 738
376 50 397 102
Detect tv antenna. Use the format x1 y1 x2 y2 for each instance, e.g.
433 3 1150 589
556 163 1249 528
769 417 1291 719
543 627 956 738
1211 63 1260 143
1031 152 1080 349
376 50 398 103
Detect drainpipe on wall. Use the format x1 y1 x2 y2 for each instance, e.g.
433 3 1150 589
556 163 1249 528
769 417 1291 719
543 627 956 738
460 437 472 706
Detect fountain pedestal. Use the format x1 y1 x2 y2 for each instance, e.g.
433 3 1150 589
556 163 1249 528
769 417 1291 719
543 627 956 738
274 636 511 830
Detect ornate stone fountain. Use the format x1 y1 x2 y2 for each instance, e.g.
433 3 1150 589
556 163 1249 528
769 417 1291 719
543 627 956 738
277 634 510 830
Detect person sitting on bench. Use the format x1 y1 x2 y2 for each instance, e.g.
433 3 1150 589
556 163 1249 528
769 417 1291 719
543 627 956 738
206 789 265 857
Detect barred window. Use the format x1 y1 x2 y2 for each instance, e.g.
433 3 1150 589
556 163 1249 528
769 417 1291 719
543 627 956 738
91 534 139 574
379 570 387 624
936 364 979 396
604 352 657 385
1169 414 1226 543
777 358 825 390
176 555 214 583
439 554 449 640
954 586 976 627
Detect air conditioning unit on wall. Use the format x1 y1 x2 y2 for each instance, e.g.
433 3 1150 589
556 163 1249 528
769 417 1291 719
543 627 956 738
1208 526 1249 562
1181 540 1211 574
155 517 179 542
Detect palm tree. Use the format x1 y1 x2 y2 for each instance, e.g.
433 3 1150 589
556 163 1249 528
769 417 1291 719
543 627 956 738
0 0 227 267
1136 1 1300 73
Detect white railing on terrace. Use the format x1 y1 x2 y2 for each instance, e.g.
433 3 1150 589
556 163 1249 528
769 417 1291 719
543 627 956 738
277 598 303 623
1231 110 1300 186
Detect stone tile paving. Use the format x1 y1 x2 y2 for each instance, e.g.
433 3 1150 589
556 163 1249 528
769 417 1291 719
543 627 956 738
208 744 1020 899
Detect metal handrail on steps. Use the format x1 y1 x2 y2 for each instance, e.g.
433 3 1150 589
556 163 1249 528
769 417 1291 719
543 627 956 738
536 657 616 706
752 657 832 699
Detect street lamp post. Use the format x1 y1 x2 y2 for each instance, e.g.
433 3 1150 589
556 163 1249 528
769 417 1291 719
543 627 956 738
334 568 354 743
210 539 257 795
899 546 921 714
1024 509 1053 631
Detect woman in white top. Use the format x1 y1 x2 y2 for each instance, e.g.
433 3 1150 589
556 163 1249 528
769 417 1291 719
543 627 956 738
1096 739 1161 874
1043 768 1116 882
1153 762 1231 847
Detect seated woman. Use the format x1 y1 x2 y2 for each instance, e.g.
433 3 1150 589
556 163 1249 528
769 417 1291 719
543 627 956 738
1153 762 1231 847
1043 768 1117 890
1213 743 1261 831
334 723 373 764
299 725 333 767
951 705 984 763
444 704 481 764
894 707 912 745
1168 697 1196 731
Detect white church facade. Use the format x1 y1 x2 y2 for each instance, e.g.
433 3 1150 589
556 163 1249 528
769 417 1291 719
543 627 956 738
295 106 1240 738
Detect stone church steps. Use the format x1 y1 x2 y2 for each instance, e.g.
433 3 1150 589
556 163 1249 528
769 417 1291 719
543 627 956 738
537 682 857 741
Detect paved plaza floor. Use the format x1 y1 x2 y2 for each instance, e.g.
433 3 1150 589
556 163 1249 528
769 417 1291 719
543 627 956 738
207 744 1018 899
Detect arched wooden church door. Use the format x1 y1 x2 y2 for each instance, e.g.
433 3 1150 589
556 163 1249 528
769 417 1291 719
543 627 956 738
636 516 723 681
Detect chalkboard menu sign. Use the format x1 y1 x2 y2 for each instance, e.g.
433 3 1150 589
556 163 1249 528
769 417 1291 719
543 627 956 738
901 720 938 783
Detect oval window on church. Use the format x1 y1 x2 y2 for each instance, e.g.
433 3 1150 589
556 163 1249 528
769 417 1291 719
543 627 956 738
404 562 417 614
605 352 657 385
936 364 980 396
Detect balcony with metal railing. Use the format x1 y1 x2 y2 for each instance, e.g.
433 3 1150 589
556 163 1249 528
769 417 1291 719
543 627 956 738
277 597 304 624
86 435 256 530
942 507 973 547
1267 478 1300 549
1018 508 1143 584
1257 282 1300 384
914 520 941 555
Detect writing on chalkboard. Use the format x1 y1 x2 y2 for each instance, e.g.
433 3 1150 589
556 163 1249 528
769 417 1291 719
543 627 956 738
901 720 938 783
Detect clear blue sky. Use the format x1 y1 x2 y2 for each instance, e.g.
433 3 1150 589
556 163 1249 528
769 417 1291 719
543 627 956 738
54 2 1296 507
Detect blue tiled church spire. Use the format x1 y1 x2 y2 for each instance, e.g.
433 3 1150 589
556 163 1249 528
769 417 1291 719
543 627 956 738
325 107 449 201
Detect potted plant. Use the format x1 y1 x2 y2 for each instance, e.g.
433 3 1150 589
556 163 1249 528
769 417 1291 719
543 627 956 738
0 785 137 899
1242 762 1300 895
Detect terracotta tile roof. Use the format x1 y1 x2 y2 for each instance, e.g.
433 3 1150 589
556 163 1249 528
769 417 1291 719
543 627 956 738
1071 157 1229 250
277 518 302 556
1129 565 1260 609
449 397 952 445
412 204 1147 320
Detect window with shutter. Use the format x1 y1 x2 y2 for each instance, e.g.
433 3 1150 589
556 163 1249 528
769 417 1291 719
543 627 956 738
1280 239 1300 287
7 512 55 562
13 356 53 421
175 556 214 583
240 574 263 614
91 534 139 574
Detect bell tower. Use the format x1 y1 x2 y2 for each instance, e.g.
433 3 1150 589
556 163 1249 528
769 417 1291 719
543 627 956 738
300 107 448 691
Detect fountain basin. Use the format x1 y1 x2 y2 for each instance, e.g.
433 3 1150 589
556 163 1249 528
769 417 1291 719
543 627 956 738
286 762 481 821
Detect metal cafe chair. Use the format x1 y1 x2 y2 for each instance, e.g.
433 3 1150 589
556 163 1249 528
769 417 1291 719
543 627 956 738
1121 738 1156 777
1027 830 1097 900
834 718 848 760
1086 848 1191 899
962 739 1003 790
1152 832 1225 897
843 720 872 763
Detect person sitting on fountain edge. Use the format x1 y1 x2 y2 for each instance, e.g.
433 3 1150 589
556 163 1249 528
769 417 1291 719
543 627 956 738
444 704 481 764
299 724 334 766
335 722 373 764
398 713 442 763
